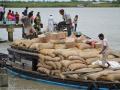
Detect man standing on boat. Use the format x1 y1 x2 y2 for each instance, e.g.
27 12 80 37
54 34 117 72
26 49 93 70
59 9 72 36
98 33 110 68
22 7 28 16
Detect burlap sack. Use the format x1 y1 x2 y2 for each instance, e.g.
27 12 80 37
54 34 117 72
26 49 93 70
86 57 99 65
37 67 50 75
30 43 54 50
76 43 91 50
39 43 54 50
68 63 87 71
54 49 79 58
87 69 115 80
60 60 71 68
38 34 49 43
37 63 52 70
68 60 86 66
45 61 56 69
12 39 24 46
88 64 101 68
58 32 67 39
100 74 120 81
40 49 55 57
74 68 103 74
51 70 61 76
44 56 61 62
67 74 79 79
68 56 84 61
79 51 99 59
55 62 62 70
38 54 45 64
54 44 66 49
29 43 41 50
65 42 76 48
50 40 65 44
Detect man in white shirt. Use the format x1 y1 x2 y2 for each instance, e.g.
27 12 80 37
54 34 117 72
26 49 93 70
59 9 72 36
48 15 55 32
98 33 110 68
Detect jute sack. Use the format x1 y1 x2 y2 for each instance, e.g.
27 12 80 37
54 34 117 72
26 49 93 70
12 39 24 46
68 60 86 66
45 61 56 69
40 49 55 57
65 37 76 48
76 43 91 50
58 32 67 39
66 74 79 79
44 56 61 62
65 42 76 48
38 43 54 50
51 70 61 76
87 69 115 80
79 51 99 59
38 34 49 43
88 64 101 68
38 54 45 64
74 68 103 74
100 73 120 81
54 44 66 49
22 40 33 48
29 43 41 50
68 56 84 61
37 67 50 75
54 49 79 58
50 40 65 44
86 57 99 65
37 63 52 70
30 43 54 50
60 60 71 68
68 63 87 71
55 62 62 70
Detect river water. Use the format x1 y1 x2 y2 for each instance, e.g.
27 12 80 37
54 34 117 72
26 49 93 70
0 8 120 90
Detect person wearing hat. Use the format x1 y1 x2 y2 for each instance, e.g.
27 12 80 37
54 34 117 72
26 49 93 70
59 9 72 37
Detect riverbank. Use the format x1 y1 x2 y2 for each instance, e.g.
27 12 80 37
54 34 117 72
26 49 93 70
0 1 120 8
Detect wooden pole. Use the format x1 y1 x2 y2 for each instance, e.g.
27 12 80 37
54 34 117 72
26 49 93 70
7 27 14 41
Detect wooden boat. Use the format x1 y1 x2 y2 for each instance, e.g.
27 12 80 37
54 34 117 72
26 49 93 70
0 47 119 90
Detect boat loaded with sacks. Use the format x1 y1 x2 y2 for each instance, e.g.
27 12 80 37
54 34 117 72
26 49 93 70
6 32 120 90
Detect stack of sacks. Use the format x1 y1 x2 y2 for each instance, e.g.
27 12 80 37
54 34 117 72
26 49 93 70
29 43 54 51
37 49 88 79
12 39 33 49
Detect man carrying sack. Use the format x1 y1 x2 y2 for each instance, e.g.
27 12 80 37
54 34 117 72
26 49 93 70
98 33 110 68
